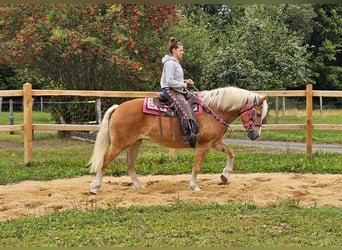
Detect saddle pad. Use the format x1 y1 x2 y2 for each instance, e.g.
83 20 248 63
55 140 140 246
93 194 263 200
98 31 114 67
143 93 203 117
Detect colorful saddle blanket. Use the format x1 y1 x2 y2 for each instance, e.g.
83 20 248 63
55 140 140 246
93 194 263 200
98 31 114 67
142 92 203 117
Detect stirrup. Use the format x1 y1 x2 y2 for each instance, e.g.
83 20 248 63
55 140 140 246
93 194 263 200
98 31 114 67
156 92 170 103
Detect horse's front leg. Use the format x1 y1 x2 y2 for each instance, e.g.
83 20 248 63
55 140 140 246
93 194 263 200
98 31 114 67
189 147 210 192
213 141 235 184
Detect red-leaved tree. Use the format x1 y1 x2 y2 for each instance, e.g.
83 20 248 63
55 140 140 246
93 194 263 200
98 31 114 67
0 4 178 123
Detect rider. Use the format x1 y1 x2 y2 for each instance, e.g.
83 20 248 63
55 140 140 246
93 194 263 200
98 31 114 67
160 37 199 147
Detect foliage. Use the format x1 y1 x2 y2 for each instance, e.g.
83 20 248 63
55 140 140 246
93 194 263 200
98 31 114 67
200 5 312 91
309 4 342 90
0 64 17 90
0 203 341 247
0 3 341 118
181 4 243 42
163 8 213 85
280 4 317 44
0 4 178 89
0 4 178 122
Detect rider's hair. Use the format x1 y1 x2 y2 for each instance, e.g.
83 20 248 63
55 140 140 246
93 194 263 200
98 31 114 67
169 37 183 54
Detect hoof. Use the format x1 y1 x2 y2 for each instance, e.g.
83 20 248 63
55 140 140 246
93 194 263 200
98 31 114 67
189 185 201 192
89 190 97 195
133 184 144 190
220 174 228 184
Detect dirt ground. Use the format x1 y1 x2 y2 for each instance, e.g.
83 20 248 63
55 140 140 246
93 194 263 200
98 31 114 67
1 172 341 221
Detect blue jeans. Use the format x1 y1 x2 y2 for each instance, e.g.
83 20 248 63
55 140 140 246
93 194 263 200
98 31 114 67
162 88 172 102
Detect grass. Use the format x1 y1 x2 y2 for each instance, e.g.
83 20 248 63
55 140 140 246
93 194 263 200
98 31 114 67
0 132 341 185
0 132 92 184
0 109 341 247
0 202 341 247
0 110 55 124
265 108 342 143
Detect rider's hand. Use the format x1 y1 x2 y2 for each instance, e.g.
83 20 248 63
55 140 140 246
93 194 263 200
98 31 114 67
184 79 194 86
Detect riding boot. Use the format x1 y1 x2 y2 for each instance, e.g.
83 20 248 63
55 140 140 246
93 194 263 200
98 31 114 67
179 118 198 147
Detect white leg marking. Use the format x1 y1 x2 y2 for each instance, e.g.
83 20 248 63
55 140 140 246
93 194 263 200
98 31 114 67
90 171 103 195
214 142 235 184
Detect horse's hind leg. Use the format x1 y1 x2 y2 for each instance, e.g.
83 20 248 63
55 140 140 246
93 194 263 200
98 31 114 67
90 171 104 195
90 144 123 195
213 142 235 184
127 140 143 189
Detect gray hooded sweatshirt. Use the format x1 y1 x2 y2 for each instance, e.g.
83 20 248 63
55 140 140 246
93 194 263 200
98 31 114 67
160 55 185 93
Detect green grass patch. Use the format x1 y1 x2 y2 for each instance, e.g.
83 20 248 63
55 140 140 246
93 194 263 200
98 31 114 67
1 137 341 185
0 111 55 124
0 134 93 184
0 202 341 247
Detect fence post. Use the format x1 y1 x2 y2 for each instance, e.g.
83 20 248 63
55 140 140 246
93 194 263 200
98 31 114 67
275 97 279 124
9 99 14 135
306 84 313 156
96 98 102 124
319 96 323 117
23 83 33 165
40 97 44 112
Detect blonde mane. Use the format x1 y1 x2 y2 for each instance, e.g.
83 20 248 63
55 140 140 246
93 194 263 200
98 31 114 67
201 86 268 118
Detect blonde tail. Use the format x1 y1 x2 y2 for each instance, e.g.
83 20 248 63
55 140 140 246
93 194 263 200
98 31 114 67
88 104 119 173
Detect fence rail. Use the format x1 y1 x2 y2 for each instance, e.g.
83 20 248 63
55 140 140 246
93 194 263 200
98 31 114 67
0 83 341 163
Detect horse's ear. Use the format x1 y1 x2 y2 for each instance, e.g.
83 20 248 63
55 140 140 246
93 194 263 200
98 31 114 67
258 95 267 105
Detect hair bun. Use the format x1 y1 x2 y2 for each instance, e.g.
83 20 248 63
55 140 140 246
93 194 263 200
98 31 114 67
169 37 177 46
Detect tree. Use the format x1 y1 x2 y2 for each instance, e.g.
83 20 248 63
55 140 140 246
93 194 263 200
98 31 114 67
0 4 178 123
163 6 213 87
308 4 342 90
280 4 317 44
200 4 312 91
0 64 17 90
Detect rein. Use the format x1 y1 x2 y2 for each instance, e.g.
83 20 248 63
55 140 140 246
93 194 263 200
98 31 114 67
201 101 231 127
186 89 231 128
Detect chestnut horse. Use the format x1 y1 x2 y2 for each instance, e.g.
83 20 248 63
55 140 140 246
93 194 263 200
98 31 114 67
88 86 268 194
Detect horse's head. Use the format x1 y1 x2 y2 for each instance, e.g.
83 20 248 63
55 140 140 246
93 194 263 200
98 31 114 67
239 95 268 140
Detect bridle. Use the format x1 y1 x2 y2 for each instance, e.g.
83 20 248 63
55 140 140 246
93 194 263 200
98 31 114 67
239 98 263 130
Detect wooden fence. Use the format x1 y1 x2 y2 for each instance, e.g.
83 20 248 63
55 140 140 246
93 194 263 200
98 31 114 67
1 83 342 163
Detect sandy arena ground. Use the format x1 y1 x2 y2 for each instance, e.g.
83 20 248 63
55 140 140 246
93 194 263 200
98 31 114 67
1 172 341 221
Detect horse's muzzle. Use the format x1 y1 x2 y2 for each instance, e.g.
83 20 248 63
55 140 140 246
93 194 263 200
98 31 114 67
247 128 259 141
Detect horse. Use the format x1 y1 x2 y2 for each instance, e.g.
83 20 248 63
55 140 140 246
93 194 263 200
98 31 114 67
88 86 268 194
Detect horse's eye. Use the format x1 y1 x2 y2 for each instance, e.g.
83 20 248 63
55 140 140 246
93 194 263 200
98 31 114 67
253 109 262 117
